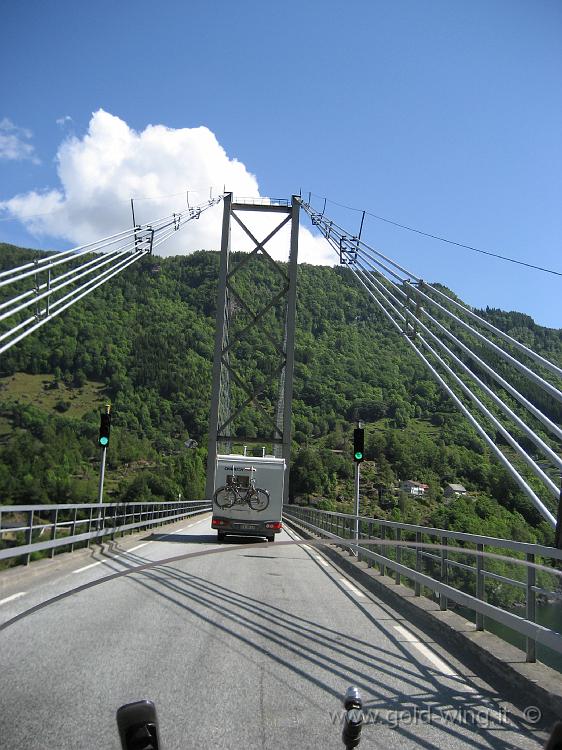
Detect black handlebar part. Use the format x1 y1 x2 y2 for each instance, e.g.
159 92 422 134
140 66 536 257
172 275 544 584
342 686 363 749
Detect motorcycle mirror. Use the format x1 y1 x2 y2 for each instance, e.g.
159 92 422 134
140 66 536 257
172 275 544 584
116 700 160 750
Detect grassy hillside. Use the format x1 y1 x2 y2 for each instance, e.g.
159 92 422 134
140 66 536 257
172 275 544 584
0 373 106 418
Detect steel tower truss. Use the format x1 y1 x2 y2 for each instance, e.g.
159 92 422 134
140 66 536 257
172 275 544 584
206 194 300 503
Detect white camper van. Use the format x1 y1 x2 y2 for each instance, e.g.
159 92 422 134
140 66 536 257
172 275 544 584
211 454 285 542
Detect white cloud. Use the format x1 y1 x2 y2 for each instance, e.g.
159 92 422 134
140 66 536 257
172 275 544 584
55 115 73 127
0 117 40 164
0 110 334 265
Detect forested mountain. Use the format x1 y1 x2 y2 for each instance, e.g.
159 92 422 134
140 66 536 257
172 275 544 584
0 243 560 552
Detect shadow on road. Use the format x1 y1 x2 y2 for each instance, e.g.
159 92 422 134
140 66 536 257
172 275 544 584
2 538 551 750
95 543 551 750
146 533 267 545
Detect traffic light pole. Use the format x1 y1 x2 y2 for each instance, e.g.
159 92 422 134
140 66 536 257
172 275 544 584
98 444 107 506
97 404 111 527
352 420 364 555
354 461 360 548
96 445 108 529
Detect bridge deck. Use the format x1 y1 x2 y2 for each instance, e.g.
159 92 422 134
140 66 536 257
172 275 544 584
0 517 550 749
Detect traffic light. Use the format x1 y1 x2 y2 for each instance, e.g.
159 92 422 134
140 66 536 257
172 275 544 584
99 409 111 447
353 427 364 462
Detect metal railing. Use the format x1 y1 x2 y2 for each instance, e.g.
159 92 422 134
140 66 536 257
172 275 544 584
0 500 210 566
283 505 562 663
233 197 291 207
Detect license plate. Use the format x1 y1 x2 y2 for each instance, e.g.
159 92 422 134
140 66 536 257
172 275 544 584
236 523 257 530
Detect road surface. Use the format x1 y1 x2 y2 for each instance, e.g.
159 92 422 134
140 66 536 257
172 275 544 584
0 515 549 749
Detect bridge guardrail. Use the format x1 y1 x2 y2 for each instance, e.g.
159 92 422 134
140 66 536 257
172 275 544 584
0 500 211 567
283 505 562 663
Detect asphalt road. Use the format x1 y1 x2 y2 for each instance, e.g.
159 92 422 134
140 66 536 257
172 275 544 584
0 516 550 749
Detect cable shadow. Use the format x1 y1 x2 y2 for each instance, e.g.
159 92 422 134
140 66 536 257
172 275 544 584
2 539 549 750
101 547 547 750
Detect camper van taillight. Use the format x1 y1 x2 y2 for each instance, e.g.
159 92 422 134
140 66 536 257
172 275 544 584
265 522 282 530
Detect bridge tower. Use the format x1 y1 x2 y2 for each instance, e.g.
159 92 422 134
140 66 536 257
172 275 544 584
205 193 300 504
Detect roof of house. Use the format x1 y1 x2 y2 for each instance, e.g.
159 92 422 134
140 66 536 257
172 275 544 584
446 483 467 492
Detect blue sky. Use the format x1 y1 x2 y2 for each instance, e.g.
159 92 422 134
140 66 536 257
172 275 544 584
1 0 561 327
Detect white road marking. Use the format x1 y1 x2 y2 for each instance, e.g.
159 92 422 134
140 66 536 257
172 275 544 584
314 556 330 568
128 542 149 552
393 624 467 680
0 592 26 606
285 529 327 565
72 561 103 573
339 578 366 598
186 517 210 528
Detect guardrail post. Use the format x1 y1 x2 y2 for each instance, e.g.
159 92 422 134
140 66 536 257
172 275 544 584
366 520 373 567
440 535 448 611
86 506 93 548
395 528 401 584
111 504 117 541
380 525 386 576
526 552 536 662
70 507 78 552
24 510 33 566
415 531 422 596
50 508 58 558
476 543 484 631
102 504 108 539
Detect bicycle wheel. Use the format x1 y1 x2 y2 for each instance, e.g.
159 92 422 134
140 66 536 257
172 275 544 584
248 488 269 511
214 487 236 509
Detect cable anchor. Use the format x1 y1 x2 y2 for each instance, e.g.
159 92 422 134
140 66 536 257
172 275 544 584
339 235 358 265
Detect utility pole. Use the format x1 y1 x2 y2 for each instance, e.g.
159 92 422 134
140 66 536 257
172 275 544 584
97 404 111 523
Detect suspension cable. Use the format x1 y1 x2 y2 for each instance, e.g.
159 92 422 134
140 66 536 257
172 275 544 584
299 197 562 529
0 196 223 354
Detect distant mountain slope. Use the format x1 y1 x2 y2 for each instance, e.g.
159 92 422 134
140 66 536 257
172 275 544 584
0 243 559 547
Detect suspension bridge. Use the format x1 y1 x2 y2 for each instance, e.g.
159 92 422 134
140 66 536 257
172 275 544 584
0 193 561 749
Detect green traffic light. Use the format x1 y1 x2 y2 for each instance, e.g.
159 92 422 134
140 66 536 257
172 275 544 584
99 436 109 446
354 451 363 460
